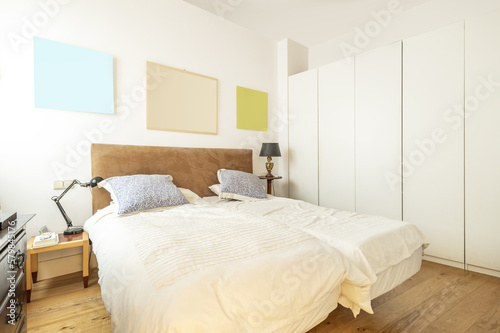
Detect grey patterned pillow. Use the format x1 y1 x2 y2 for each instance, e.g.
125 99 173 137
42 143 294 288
217 169 267 200
103 174 189 214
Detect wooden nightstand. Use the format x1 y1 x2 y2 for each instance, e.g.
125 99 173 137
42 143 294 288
259 175 282 195
26 231 89 303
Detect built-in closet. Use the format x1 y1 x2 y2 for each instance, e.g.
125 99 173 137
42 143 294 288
288 9 500 277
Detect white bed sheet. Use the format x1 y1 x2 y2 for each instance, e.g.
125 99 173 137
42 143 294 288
370 247 423 299
84 202 372 333
203 196 427 290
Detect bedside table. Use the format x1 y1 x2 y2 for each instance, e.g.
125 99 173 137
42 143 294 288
26 231 89 303
259 175 282 195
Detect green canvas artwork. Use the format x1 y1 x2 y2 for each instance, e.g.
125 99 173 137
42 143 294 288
236 86 268 131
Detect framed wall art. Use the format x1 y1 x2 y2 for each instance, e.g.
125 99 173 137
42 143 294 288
147 62 218 135
34 37 114 114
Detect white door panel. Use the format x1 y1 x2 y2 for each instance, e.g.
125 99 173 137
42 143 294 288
465 9 500 272
318 60 355 211
403 22 465 263
355 41 402 220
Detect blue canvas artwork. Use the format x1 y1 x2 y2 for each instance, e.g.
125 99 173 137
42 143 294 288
34 37 114 114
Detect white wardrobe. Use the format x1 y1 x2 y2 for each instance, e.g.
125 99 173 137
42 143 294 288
465 10 500 275
288 9 500 277
289 41 403 219
403 22 465 267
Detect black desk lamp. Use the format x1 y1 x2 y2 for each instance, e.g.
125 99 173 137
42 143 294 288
51 177 103 235
259 143 281 177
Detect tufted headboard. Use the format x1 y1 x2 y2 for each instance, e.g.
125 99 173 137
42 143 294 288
91 143 253 214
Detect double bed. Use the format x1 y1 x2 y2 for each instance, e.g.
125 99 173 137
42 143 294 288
85 143 426 332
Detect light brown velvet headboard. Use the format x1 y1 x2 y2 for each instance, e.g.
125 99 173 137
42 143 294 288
91 143 253 214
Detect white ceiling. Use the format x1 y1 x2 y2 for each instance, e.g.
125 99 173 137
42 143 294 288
183 0 431 47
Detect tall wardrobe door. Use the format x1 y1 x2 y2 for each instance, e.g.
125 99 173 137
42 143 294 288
318 60 355 211
355 41 402 220
288 69 318 204
465 9 500 275
403 22 465 265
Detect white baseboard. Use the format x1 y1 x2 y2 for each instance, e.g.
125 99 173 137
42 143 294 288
466 264 500 278
423 255 465 269
424 255 500 278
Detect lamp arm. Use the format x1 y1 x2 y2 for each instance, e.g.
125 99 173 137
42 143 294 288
51 179 82 227
53 199 73 227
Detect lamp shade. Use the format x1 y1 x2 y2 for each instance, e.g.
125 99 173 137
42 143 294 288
87 176 104 188
259 143 281 157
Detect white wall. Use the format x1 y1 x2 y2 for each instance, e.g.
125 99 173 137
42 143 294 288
0 0 277 275
309 0 500 68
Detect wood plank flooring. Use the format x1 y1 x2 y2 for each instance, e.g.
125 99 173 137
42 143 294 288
27 261 500 332
27 268 110 332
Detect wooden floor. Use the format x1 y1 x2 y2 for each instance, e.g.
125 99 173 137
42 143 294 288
27 261 500 332
27 268 110 332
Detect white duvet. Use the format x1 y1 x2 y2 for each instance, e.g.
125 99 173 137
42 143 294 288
204 196 428 286
84 202 372 333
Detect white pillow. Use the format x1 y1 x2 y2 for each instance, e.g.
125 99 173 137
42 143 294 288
208 184 221 196
179 188 202 203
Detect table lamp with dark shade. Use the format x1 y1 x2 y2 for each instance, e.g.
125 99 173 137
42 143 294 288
259 143 281 177
51 176 103 235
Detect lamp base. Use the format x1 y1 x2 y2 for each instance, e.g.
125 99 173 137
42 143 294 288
64 226 84 235
265 156 274 177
